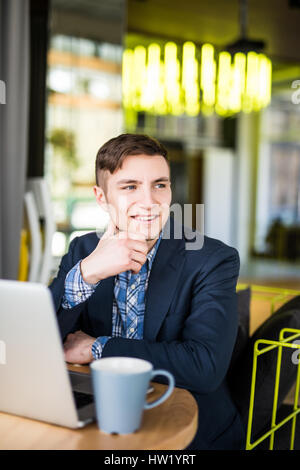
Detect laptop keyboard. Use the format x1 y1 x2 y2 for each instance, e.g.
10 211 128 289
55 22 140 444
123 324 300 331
73 391 94 409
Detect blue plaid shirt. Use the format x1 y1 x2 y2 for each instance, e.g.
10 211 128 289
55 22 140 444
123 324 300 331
62 232 162 359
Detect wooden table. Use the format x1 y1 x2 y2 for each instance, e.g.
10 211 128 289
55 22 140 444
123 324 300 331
0 364 198 450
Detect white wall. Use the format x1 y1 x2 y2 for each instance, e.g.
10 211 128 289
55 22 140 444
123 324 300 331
203 147 235 247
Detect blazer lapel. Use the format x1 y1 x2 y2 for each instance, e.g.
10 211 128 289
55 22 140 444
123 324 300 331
144 217 186 341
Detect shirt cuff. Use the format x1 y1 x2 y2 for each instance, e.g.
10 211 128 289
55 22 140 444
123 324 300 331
92 336 112 359
62 260 99 309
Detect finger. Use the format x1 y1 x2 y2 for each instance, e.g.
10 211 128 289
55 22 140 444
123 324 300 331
127 239 148 255
130 249 147 266
127 240 148 256
115 230 129 240
101 219 117 240
63 340 72 351
129 259 143 274
65 333 74 341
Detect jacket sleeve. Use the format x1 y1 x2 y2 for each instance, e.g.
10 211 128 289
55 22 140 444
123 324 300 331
48 236 88 340
101 246 240 394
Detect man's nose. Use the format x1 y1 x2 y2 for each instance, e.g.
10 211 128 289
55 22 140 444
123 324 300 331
139 187 158 208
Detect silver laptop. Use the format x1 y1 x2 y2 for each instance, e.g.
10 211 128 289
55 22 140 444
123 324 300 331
0 279 95 428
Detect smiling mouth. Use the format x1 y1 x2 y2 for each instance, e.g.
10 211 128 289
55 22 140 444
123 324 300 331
130 215 159 223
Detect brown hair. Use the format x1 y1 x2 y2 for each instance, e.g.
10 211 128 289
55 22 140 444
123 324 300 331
95 133 169 190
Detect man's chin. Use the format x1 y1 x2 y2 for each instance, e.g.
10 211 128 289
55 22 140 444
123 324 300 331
127 220 162 238
140 231 160 241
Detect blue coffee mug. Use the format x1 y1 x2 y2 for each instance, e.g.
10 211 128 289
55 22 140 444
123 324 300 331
90 357 175 434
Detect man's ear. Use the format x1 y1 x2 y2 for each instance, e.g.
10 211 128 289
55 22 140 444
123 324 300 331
93 185 109 212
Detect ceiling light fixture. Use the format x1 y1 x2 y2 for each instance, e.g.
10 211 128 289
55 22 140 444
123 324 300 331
122 0 272 118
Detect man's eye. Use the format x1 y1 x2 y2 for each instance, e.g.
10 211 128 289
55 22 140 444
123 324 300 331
155 183 166 189
121 185 136 190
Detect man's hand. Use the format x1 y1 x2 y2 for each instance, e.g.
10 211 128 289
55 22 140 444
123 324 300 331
80 220 148 285
63 330 95 364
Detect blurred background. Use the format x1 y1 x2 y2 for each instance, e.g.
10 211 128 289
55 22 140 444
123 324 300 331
0 0 300 288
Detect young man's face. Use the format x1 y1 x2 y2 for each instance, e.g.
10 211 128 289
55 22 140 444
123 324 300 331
94 154 172 245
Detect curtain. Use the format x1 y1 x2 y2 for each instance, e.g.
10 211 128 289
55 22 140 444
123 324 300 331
0 0 30 279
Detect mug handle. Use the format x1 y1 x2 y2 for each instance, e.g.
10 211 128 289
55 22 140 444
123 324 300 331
144 369 175 410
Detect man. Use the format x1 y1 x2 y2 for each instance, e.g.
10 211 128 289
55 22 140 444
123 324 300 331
49 133 245 450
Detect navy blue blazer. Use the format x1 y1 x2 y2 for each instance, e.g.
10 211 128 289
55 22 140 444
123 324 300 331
49 216 245 450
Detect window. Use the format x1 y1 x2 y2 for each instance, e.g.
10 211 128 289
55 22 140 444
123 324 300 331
45 34 124 259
